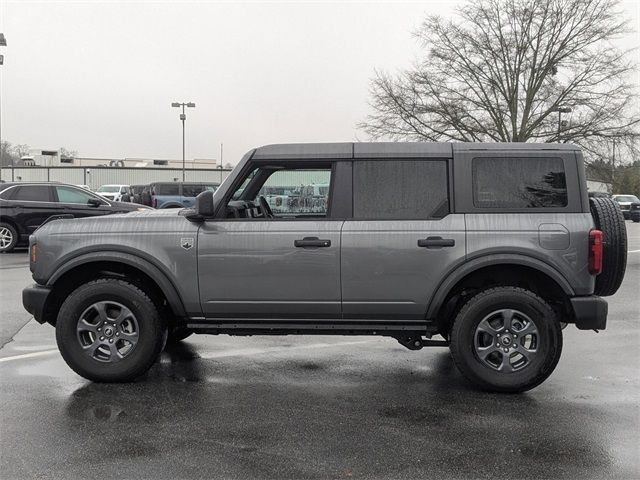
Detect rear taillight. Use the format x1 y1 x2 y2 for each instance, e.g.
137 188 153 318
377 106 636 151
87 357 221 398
152 198 157 208
589 229 603 275
30 243 37 263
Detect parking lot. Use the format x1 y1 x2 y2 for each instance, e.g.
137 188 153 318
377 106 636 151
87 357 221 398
0 222 638 479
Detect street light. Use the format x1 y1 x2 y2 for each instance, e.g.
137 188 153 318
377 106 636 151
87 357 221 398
551 106 572 140
171 101 196 181
0 33 6 181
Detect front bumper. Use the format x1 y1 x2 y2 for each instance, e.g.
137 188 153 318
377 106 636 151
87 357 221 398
570 296 607 330
22 284 52 324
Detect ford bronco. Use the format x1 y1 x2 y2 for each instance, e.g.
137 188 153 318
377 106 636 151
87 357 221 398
22 143 627 392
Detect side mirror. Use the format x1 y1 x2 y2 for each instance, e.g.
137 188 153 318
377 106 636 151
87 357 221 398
194 190 215 217
88 198 102 207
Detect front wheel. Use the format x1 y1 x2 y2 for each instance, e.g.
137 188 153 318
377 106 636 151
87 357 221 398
56 278 167 382
0 223 18 253
450 287 562 393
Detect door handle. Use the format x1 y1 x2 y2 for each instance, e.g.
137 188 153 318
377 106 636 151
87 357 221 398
418 237 455 248
294 237 331 248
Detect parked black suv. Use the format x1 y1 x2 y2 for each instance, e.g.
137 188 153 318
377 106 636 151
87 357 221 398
0 182 148 253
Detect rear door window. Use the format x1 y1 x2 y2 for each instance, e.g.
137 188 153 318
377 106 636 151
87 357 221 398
10 185 53 202
472 157 567 208
155 184 180 196
353 160 449 219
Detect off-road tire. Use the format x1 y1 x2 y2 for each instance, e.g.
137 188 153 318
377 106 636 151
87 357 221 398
450 287 563 393
590 197 627 296
56 278 167 382
0 222 18 253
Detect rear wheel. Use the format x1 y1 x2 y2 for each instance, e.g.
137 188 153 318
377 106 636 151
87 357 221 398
590 197 627 296
0 223 18 253
450 287 562 393
56 278 167 382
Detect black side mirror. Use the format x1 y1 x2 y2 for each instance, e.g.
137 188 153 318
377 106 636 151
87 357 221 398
87 198 102 207
194 190 215 217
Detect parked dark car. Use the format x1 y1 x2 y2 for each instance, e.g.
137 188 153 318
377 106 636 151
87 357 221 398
0 182 150 253
139 182 219 208
630 202 640 222
612 194 640 220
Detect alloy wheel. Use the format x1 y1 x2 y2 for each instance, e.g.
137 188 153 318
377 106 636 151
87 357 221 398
76 301 140 363
474 309 539 373
0 227 13 250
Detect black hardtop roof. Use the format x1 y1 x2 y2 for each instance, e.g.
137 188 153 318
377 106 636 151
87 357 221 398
252 142 579 160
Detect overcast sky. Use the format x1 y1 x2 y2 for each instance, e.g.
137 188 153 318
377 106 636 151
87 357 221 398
1 0 638 165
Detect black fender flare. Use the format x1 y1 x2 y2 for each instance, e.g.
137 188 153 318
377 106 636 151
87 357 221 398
425 253 575 319
47 251 187 318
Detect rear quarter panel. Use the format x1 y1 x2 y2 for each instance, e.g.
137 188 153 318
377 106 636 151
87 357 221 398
465 213 595 295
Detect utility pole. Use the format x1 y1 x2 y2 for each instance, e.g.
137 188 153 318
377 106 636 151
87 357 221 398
611 137 617 190
0 33 6 182
171 101 195 181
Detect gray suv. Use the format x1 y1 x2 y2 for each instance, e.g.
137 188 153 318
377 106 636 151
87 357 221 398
22 143 627 392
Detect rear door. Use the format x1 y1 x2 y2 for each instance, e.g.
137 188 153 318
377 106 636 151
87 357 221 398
181 184 205 208
6 185 58 233
341 159 466 321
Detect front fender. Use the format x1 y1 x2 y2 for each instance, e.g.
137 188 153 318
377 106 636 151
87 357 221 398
47 250 188 318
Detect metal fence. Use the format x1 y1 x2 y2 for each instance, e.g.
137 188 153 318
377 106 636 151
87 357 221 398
0 166 232 190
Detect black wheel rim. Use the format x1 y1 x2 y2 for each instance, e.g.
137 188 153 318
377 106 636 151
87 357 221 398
76 301 139 363
474 309 539 373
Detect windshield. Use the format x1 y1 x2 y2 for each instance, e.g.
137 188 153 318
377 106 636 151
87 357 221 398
97 185 121 193
615 195 640 203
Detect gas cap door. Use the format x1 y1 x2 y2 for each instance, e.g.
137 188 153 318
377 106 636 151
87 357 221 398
538 223 570 250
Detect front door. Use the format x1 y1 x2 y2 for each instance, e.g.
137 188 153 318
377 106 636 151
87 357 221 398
197 164 343 319
52 185 112 219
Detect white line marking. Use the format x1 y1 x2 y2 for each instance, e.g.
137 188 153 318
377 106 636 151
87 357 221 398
628 249 640 253
0 340 376 364
0 349 59 363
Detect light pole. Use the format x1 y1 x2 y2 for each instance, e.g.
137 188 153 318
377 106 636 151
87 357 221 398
552 106 572 141
171 101 195 181
0 33 6 181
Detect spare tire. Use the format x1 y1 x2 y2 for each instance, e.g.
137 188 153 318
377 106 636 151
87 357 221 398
589 197 627 296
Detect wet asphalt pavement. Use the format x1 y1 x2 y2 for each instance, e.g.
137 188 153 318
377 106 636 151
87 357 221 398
1 224 639 479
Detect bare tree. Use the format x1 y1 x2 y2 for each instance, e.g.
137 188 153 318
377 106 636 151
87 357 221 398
12 143 31 158
59 147 78 159
360 0 639 163
0 141 30 166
